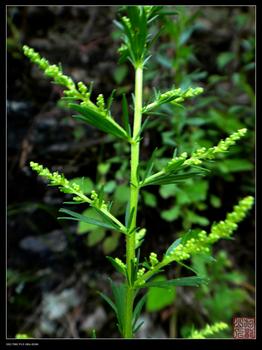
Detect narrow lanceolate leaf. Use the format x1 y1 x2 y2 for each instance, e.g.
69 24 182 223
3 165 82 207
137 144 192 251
142 147 158 182
107 89 116 113
124 201 130 227
165 238 182 257
127 207 135 231
58 208 119 231
98 291 117 314
98 185 105 208
132 294 147 331
106 256 126 276
69 103 129 141
135 116 150 141
142 276 208 288
110 280 127 335
133 321 144 334
122 94 131 136
91 207 124 233
141 170 206 187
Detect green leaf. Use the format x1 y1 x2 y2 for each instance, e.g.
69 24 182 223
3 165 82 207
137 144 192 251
91 207 123 232
132 294 147 331
186 180 208 202
185 210 209 226
98 291 117 314
127 207 135 231
210 195 221 208
143 191 157 207
159 184 177 199
86 229 105 246
217 159 253 173
161 206 179 222
98 163 111 176
217 52 235 69
69 103 129 140
106 256 126 276
110 280 127 335
181 229 203 245
114 184 130 203
133 320 144 334
165 238 182 257
142 148 158 182
146 275 176 312
58 208 119 232
121 94 131 135
107 89 116 112
113 65 128 84
69 177 93 194
144 276 207 289
104 180 116 193
102 235 119 254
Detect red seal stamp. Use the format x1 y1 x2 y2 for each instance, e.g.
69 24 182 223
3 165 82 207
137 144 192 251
233 317 256 339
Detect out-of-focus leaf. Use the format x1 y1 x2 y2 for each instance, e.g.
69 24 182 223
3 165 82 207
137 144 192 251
86 229 105 246
217 52 235 69
185 210 209 226
69 177 93 194
113 65 128 84
161 206 179 222
145 275 176 312
102 235 119 254
143 191 157 207
210 195 221 208
114 184 130 203
144 276 207 289
217 159 253 173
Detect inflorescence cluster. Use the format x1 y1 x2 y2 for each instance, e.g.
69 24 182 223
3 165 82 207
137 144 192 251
164 196 254 264
190 322 228 339
142 87 204 114
166 128 248 169
23 45 108 116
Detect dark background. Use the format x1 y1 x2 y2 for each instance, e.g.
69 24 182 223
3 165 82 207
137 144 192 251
7 6 255 339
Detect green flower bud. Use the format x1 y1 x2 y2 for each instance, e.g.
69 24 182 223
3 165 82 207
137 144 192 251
149 252 159 267
96 94 105 111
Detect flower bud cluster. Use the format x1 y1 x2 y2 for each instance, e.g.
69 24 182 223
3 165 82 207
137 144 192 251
165 233 210 263
30 161 69 187
114 257 126 271
184 129 247 166
90 190 107 209
212 128 247 154
142 86 204 114
23 45 75 90
163 196 253 264
207 196 254 243
30 161 90 203
161 86 203 103
165 152 188 172
137 267 146 279
135 228 146 248
190 322 228 339
149 252 159 267
23 45 94 104
122 16 131 29
96 94 106 112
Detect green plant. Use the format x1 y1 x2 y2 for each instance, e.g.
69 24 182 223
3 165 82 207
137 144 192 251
22 6 254 338
188 321 228 339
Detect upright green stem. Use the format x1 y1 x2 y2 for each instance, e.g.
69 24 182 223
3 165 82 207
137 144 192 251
123 65 143 338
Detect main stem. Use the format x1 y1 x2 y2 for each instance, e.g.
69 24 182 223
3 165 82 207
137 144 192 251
123 65 143 338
